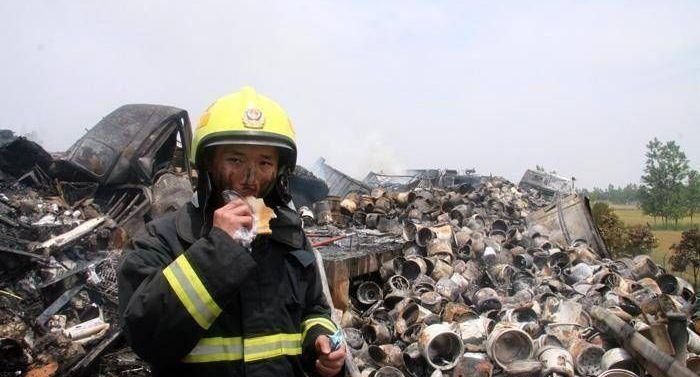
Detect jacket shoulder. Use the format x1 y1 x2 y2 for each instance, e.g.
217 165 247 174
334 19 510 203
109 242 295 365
143 202 201 243
126 206 187 261
147 210 179 236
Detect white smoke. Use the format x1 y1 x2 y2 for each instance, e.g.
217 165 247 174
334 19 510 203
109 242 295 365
350 131 404 178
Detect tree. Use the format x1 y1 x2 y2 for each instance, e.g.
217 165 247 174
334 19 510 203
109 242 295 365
622 184 640 204
592 201 609 225
669 227 700 288
625 224 658 256
686 170 700 224
640 138 690 225
592 202 658 258
640 139 663 221
592 202 628 257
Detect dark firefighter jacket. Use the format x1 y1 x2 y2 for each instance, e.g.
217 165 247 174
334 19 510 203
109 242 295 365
117 202 337 377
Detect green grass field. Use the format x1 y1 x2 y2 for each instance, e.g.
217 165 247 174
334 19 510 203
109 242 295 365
610 204 698 230
648 230 681 268
609 204 695 280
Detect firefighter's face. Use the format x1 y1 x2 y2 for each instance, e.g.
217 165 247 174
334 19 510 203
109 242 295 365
208 144 279 199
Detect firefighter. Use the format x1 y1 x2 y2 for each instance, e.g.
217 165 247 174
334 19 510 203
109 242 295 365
118 87 345 376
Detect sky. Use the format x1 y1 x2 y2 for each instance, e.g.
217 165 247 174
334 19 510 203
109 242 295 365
0 1 698 189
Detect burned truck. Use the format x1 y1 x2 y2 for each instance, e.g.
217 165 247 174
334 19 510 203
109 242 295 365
519 169 574 201
0 104 194 377
52 104 194 232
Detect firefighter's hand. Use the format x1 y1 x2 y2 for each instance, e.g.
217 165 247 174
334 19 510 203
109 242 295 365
315 336 345 377
213 199 253 240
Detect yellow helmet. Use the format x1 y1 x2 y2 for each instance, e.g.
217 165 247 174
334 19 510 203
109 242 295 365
191 86 297 171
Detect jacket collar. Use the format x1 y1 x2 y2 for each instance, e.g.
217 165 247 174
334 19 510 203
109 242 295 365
175 202 306 249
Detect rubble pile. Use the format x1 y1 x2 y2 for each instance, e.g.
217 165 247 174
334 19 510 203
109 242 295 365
0 104 193 377
2 101 699 377
0 180 148 377
310 178 700 377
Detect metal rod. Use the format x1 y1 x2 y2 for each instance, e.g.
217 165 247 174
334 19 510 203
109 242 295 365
118 192 149 224
0 234 31 244
65 329 123 375
0 289 22 300
35 284 85 327
589 305 699 377
0 245 48 260
0 213 19 227
312 233 354 248
312 247 361 377
117 192 142 222
106 192 129 218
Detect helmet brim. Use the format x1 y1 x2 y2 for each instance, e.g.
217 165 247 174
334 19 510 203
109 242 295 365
203 138 294 151
195 131 297 170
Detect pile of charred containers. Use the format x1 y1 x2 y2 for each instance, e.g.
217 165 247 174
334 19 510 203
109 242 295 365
323 177 699 377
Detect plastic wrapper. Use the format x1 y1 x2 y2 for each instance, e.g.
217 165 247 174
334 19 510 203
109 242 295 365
221 189 257 249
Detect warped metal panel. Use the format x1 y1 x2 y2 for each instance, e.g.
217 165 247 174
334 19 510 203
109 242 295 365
311 158 370 197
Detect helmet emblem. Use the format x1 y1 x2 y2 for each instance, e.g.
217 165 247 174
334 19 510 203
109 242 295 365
242 106 265 129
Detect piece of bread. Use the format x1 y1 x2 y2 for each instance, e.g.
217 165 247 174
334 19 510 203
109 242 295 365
246 197 276 234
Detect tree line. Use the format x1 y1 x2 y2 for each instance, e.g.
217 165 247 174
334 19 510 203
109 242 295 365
582 138 699 225
582 184 639 205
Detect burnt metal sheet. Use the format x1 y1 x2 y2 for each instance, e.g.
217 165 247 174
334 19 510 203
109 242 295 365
290 166 329 209
0 135 53 178
363 172 418 191
311 158 370 198
527 193 609 258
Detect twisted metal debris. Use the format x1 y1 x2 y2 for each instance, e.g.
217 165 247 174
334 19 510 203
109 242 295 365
0 104 194 377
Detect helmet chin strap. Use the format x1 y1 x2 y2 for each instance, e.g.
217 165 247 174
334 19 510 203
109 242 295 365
193 172 215 234
262 166 292 208
259 179 276 199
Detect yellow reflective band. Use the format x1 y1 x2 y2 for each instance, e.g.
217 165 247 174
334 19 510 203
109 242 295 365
244 333 302 362
182 334 302 363
175 255 222 319
301 317 338 341
183 336 243 363
163 265 208 328
198 337 243 346
162 254 222 329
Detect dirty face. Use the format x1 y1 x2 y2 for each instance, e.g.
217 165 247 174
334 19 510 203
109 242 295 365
208 144 279 199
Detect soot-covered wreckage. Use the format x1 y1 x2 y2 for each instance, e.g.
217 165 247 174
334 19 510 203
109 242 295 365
0 105 193 377
306 159 700 377
0 105 332 377
1 108 699 377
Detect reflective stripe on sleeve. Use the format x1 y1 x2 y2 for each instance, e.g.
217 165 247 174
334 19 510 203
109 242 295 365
244 333 302 362
182 334 302 363
301 317 338 342
183 336 244 363
163 254 222 329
